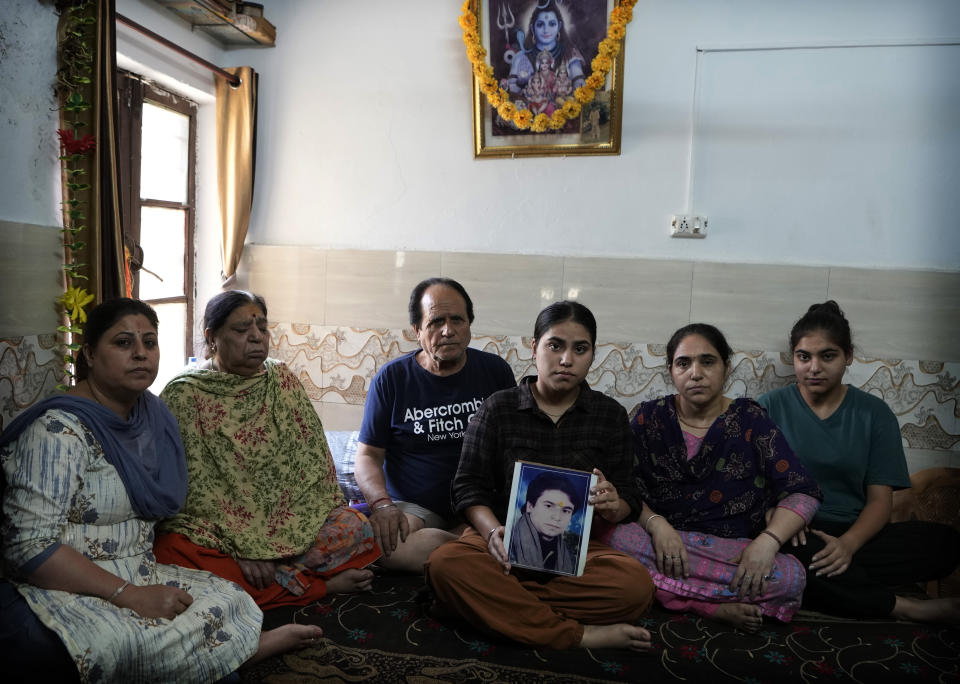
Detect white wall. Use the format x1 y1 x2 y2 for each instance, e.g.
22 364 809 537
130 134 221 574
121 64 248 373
2 0 957 339
0 0 61 228
221 0 960 271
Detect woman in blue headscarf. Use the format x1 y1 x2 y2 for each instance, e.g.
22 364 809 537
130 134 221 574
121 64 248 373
0 298 320 683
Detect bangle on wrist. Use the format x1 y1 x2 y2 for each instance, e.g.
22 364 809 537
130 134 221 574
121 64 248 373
369 496 392 509
107 581 130 602
760 529 784 546
643 513 664 532
486 526 499 543
373 502 397 512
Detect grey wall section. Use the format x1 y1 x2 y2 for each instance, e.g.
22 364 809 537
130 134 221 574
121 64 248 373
0 221 63 336
691 42 960 270
237 245 960 363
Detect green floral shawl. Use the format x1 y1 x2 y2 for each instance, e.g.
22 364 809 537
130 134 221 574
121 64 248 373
159 359 344 558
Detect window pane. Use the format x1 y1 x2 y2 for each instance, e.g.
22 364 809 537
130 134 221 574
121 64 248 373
150 302 187 395
139 206 186 300
140 102 188 202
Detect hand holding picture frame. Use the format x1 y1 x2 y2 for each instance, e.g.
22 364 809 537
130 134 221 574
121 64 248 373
465 0 629 158
503 461 596 576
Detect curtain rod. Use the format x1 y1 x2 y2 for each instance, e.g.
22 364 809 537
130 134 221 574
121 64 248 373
116 13 241 87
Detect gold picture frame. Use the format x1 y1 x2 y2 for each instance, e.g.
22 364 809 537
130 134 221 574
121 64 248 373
471 0 625 158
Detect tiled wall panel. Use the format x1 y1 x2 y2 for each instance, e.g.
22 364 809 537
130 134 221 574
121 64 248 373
0 220 62 336
6 246 956 470
0 334 61 431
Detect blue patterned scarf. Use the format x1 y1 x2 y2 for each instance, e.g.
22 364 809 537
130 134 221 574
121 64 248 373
0 393 187 518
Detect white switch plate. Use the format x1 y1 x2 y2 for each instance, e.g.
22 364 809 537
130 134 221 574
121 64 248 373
671 214 708 238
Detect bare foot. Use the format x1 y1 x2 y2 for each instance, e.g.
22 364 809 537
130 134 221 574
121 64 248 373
248 624 322 665
579 623 653 651
713 603 764 633
892 596 960 624
325 568 375 594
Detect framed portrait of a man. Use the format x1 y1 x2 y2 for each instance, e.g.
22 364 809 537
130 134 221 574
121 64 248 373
503 461 596 576
468 0 627 157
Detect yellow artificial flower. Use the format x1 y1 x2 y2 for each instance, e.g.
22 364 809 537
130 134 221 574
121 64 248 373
602 38 621 57
513 109 533 129
561 100 581 119
531 113 549 132
548 111 567 130
57 286 95 323
591 54 613 73
468 45 487 63
608 23 626 40
487 90 504 107
586 73 605 90
497 101 517 121
458 13 477 31
462 29 479 47
575 86 596 104
611 6 633 23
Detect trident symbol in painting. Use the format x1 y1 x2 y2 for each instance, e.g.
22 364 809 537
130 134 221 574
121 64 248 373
497 2 517 63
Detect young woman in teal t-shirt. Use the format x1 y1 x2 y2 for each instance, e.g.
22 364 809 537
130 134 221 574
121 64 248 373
759 301 959 623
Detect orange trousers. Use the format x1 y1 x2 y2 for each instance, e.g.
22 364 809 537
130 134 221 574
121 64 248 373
154 532 379 610
425 528 654 649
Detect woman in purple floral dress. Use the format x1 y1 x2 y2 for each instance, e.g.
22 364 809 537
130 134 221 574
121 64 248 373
599 323 821 631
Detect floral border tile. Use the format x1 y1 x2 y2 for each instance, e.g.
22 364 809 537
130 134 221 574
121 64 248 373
0 334 61 431
268 323 960 453
3 325 954 455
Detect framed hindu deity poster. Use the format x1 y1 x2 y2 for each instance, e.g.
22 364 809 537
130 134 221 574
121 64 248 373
463 0 629 158
503 461 596 576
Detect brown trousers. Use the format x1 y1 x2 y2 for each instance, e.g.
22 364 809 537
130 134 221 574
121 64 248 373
425 528 654 649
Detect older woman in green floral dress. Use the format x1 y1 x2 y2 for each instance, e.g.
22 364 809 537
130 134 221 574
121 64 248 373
154 291 380 608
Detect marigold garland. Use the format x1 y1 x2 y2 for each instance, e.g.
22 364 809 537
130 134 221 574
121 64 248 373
460 0 636 132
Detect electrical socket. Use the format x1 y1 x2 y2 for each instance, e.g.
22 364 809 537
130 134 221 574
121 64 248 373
670 214 708 238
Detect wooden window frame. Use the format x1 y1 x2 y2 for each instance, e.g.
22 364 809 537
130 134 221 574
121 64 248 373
116 70 197 359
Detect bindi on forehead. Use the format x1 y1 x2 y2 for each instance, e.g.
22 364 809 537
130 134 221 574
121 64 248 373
114 328 156 337
110 316 156 333
229 312 266 324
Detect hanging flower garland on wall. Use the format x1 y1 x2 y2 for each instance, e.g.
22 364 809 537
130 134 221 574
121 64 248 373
54 0 97 388
459 0 637 133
